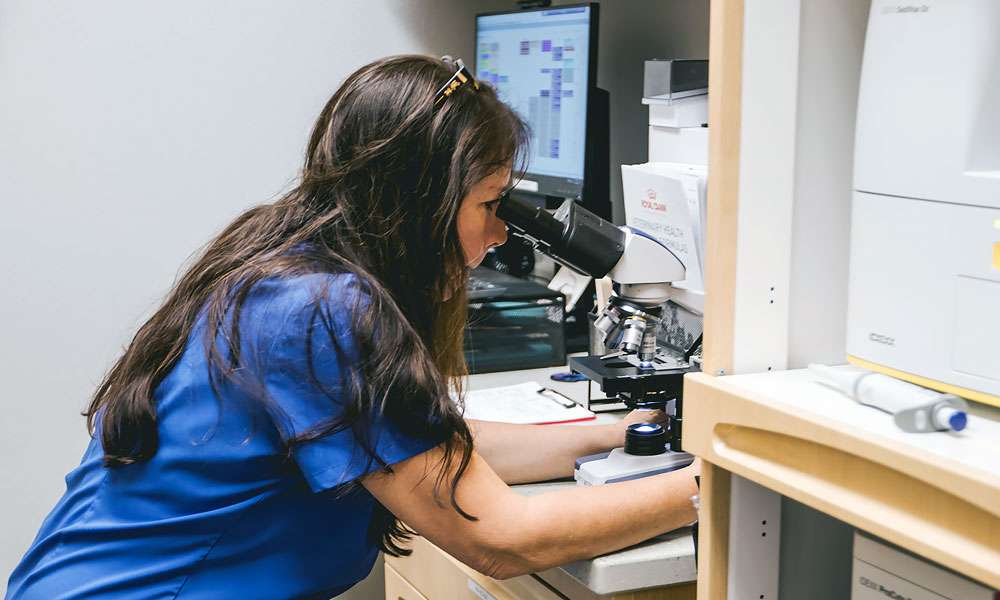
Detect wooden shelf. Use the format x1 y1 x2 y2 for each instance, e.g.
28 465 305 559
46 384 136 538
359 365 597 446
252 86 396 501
683 368 1000 589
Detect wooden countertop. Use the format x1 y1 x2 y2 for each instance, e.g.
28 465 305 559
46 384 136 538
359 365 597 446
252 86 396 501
684 367 1000 589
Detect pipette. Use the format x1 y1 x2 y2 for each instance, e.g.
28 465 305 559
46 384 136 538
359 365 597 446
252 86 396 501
808 364 969 433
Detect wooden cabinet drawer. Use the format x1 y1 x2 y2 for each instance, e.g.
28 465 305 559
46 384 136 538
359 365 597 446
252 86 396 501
385 536 560 600
386 535 697 599
384 563 430 600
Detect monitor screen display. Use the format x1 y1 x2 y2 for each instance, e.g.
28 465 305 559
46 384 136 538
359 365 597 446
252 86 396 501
476 6 593 198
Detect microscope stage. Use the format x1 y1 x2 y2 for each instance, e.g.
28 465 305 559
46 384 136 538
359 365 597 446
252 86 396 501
569 354 694 397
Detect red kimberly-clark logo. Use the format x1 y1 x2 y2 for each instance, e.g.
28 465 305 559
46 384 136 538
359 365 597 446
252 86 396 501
642 189 666 212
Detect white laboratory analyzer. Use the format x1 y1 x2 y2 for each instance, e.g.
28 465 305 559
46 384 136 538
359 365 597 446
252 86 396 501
851 533 995 600
847 0 1000 407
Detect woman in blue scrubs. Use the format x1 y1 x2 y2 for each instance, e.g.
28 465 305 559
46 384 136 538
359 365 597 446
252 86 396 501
7 55 700 599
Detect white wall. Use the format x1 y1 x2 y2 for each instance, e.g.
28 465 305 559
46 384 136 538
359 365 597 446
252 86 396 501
0 1 707 596
0 1 511 596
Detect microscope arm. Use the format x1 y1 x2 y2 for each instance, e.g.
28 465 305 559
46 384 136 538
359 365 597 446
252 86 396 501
497 194 692 361
496 195 686 304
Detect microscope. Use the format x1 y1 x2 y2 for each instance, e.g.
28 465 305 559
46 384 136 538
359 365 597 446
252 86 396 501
496 195 699 484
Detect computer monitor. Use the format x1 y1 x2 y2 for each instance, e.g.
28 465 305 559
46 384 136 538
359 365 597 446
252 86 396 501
476 4 605 211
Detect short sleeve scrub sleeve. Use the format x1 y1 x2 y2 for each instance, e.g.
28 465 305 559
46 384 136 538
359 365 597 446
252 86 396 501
6 273 446 600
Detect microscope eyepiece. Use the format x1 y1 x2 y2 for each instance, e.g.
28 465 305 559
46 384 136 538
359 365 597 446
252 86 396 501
494 192 565 249
496 194 625 278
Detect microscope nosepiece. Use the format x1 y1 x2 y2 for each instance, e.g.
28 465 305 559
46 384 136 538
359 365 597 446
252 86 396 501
620 316 646 353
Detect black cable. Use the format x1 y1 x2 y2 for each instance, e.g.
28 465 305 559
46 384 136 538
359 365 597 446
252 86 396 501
684 333 703 362
692 474 701 567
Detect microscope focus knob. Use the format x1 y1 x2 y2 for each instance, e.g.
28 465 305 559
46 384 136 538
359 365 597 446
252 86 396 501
624 423 667 456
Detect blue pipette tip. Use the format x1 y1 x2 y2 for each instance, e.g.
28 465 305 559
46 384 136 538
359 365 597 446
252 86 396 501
949 411 967 432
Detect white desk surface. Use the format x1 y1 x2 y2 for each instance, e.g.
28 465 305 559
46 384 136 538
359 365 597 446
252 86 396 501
722 368 1000 487
467 365 696 596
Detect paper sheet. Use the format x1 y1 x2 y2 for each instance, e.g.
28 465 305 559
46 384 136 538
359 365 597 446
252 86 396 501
621 162 707 294
460 382 595 425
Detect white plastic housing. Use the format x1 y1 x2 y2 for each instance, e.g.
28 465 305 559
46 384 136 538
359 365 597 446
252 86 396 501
847 0 1000 402
648 126 708 166
607 229 686 285
852 533 994 599
575 449 692 486
643 95 708 129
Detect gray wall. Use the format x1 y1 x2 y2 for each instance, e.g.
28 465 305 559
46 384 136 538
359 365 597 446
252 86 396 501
786 0 869 367
590 0 709 223
778 498 855 600
0 1 707 597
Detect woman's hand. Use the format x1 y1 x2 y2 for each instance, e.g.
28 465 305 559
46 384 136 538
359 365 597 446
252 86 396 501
620 408 667 428
609 408 667 447
688 456 702 479
467 409 670 484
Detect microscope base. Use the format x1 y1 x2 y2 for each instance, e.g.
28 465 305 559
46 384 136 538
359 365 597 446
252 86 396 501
574 448 694 486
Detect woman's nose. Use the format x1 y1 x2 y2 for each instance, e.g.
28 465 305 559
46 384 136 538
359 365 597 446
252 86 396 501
492 217 508 247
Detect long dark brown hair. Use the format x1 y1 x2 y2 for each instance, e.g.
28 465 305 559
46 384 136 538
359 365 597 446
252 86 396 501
84 55 528 555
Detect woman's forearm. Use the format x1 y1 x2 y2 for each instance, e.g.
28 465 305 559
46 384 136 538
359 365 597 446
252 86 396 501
364 441 697 582
467 419 621 484
484 464 699 578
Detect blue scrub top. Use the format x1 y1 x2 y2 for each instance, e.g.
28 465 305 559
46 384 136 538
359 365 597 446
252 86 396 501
7 273 442 599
